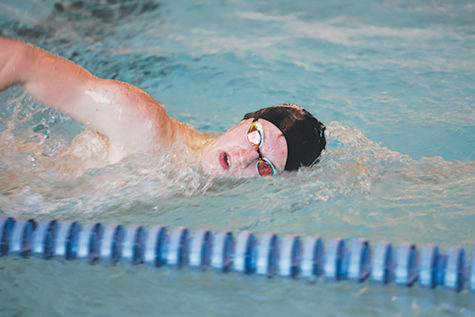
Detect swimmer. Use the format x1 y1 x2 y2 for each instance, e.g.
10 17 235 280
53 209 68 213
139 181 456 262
0 37 326 177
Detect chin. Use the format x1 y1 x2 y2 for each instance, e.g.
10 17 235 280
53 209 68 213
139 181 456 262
201 160 225 176
204 166 256 178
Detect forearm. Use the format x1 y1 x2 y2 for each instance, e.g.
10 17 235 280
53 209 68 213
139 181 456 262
0 37 95 113
0 37 114 139
1 38 107 135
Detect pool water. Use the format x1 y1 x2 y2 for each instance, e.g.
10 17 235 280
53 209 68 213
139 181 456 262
0 0 474 316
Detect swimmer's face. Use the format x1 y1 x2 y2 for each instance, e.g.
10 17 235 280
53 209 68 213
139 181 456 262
200 118 288 177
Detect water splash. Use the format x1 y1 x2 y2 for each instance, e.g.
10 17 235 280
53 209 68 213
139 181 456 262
1 104 472 221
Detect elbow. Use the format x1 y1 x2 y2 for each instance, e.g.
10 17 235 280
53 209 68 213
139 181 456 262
0 38 30 91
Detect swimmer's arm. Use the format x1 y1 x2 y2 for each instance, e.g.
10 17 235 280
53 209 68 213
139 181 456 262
0 37 173 153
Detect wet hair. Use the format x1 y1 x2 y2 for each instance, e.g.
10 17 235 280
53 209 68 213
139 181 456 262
243 104 326 171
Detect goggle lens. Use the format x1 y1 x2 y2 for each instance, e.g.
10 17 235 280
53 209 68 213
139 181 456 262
247 124 262 148
247 120 276 177
257 158 274 176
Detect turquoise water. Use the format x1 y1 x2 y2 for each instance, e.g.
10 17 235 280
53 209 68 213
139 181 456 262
0 0 474 316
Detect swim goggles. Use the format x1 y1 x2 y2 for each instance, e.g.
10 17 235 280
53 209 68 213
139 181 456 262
247 120 277 177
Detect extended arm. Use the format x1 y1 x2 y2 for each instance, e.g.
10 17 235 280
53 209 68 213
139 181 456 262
0 37 174 155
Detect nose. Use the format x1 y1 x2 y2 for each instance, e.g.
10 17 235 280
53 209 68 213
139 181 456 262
234 147 259 168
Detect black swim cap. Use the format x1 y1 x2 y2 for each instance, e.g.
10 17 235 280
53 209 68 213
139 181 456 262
243 104 326 171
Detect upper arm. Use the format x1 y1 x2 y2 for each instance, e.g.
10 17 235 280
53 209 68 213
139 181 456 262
14 39 172 154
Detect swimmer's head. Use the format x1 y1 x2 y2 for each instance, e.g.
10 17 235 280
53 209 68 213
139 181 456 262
200 104 325 177
243 104 326 171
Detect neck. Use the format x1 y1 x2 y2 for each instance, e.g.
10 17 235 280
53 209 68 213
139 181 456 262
169 118 215 153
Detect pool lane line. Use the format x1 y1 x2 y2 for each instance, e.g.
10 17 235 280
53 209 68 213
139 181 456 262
0 217 473 293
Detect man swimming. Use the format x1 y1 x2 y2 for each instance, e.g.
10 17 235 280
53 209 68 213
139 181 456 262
0 37 326 177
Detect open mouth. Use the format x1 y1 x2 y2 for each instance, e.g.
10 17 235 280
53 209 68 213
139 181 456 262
219 151 231 170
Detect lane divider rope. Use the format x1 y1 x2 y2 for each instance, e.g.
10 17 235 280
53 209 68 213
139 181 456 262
0 217 473 292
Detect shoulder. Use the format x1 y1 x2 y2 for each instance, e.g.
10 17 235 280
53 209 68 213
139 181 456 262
74 78 176 156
